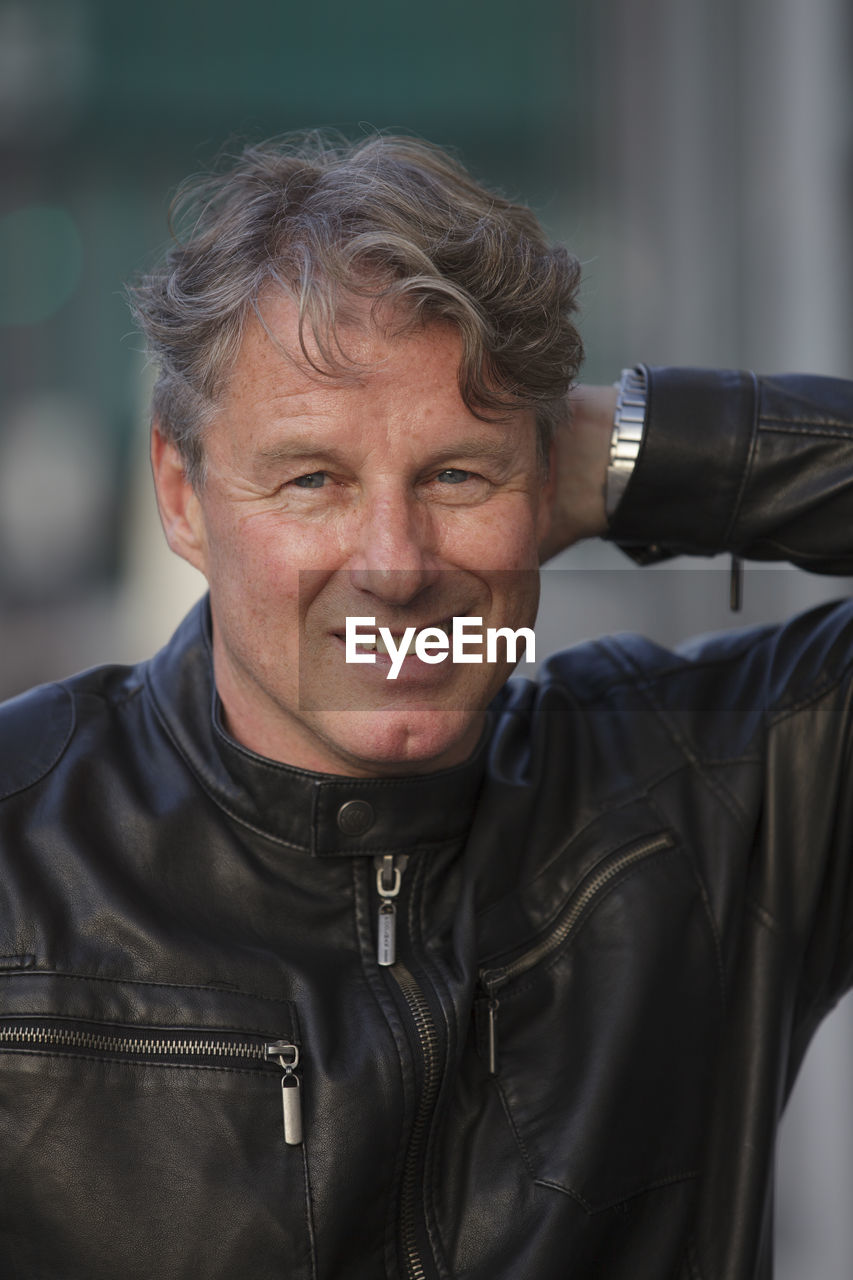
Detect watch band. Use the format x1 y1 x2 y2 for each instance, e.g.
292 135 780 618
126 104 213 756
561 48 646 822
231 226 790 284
606 366 647 518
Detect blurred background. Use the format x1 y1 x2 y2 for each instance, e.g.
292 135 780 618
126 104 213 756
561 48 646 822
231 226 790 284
0 0 851 1272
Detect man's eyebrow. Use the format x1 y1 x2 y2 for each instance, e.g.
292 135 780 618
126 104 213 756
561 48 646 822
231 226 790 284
248 440 347 469
425 433 527 466
248 431 526 469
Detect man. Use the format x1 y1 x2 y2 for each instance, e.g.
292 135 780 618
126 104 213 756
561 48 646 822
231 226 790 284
0 134 851 1279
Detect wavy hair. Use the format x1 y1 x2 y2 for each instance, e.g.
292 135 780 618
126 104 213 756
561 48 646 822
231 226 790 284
129 132 583 484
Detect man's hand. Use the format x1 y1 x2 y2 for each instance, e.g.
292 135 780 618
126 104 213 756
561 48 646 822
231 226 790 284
538 384 617 562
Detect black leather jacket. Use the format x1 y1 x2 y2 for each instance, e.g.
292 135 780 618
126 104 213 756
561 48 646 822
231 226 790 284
2 367 853 1280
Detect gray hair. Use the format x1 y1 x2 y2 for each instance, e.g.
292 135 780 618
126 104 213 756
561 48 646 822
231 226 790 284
129 132 583 485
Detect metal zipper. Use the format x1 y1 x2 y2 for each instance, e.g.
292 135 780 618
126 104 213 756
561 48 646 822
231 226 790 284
372 855 440 1280
392 961 442 1280
374 852 409 966
479 832 675 1074
0 1022 303 1144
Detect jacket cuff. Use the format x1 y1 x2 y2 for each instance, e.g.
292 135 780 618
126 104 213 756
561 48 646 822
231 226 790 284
607 365 757 562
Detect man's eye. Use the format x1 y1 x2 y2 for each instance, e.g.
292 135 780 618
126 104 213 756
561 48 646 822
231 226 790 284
436 469 471 485
290 472 327 489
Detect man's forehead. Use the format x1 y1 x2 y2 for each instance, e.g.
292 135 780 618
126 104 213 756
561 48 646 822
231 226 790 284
205 289 539 472
220 293 468 418
244 287 447 381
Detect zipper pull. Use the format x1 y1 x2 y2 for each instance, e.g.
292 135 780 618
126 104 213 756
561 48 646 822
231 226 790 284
487 997 499 1075
266 1042 303 1145
729 554 743 611
375 854 403 967
475 983 500 1074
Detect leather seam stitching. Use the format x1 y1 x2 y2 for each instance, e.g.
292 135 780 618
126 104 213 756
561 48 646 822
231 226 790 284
759 420 853 436
0 1049 277 1075
0 970 296 1006
765 670 851 728
0 1015 294 1037
563 625 780 701
490 1073 543 1186
604 638 753 832
0 684 75 803
299 1144 319 1280
642 795 729 1005
533 1167 698 1214
722 369 760 544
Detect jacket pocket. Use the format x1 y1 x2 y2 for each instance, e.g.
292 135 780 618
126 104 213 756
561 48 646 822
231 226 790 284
0 972 315 1280
476 830 724 1213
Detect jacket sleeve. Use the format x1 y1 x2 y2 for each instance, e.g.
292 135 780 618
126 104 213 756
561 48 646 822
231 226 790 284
607 365 853 573
606 367 853 1014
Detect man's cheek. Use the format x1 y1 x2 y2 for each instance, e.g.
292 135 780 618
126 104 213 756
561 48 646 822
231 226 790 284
461 517 539 572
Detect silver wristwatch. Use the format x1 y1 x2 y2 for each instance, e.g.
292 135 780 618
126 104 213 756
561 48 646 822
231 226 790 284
606 366 647 518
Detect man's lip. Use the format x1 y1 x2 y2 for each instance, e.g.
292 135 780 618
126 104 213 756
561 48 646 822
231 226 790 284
331 617 458 640
329 618 462 663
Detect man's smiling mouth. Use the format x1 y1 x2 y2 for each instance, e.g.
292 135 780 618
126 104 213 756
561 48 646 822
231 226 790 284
333 621 454 655
352 621 453 659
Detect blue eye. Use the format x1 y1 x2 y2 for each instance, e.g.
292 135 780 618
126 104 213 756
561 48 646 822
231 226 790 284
291 472 326 489
436 469 470 484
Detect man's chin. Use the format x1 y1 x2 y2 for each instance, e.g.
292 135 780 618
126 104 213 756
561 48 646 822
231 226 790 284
312 707 485 777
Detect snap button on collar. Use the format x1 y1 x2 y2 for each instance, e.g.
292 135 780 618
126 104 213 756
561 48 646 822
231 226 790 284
336 799 375 836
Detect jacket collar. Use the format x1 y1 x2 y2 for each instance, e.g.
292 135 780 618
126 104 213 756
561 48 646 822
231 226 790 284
145 599 489 856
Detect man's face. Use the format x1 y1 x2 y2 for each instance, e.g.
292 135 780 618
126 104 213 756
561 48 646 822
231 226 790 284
155 294 551 776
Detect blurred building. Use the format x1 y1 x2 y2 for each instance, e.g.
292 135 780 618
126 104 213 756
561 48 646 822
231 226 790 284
0 0 851 1272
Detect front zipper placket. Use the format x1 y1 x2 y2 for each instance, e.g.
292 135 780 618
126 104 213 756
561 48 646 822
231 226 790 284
373 853 444 1280
479 832 675 1074
0 1021 303 1144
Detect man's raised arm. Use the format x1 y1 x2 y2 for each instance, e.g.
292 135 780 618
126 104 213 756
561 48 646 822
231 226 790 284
545 367 853 574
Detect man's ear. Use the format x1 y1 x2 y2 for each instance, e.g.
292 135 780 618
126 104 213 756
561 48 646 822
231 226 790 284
150 423 208 576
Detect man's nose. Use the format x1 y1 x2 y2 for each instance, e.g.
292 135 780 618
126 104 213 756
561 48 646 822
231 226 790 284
347 492 439 604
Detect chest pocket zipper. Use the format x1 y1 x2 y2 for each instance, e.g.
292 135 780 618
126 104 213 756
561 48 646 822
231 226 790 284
0 1020 303 1143
478 832 675 1073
